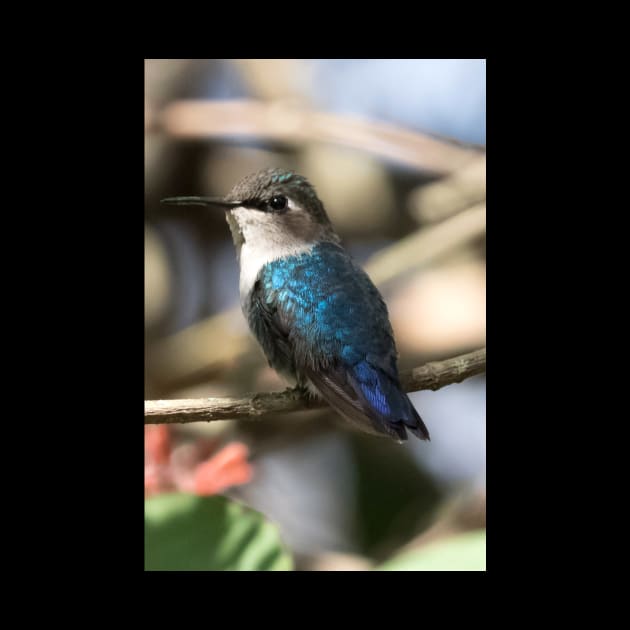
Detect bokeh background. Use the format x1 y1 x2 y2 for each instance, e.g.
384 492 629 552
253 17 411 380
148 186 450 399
144 59 486 571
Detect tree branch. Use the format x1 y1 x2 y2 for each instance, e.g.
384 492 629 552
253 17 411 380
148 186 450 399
145 348 485 425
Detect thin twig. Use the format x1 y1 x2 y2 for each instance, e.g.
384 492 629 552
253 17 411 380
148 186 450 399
145 348 485 425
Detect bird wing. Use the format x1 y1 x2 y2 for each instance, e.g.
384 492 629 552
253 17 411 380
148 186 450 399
305 358 429 441
248 279 296 376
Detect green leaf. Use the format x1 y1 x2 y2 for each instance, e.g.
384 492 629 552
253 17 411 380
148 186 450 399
145 493 293 571
375 530 486 571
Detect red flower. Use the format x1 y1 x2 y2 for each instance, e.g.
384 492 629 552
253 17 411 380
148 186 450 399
145 425 253 497
194 442 253 495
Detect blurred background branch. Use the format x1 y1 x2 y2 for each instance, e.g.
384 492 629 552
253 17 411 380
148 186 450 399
408 156 486 223
365 202 486 286
159 99 481 174
145 348 486 425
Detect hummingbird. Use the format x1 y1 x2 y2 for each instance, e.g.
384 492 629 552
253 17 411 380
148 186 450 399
162 168 429 442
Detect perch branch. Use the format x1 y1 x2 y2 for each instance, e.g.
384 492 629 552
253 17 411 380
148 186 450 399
145 348 485 425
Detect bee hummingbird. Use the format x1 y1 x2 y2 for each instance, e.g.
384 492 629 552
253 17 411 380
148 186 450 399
162 168 429 441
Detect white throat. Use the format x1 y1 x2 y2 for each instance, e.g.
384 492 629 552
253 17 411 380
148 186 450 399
227 206 320 303
239 238 316 302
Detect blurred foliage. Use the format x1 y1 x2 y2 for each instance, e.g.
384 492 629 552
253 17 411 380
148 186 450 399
145 493 293 571
376 530 486 571
352 436 443 558
144 491 484 571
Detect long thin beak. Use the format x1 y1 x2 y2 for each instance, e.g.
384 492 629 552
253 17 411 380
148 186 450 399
160 196 242 209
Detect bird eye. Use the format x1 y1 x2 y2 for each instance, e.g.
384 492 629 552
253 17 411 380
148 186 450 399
268 195 288 211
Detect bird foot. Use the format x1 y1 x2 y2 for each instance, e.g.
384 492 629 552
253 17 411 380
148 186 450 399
284 384 310 399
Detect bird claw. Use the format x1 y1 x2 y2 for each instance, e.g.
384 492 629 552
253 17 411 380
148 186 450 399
285 384 309 399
